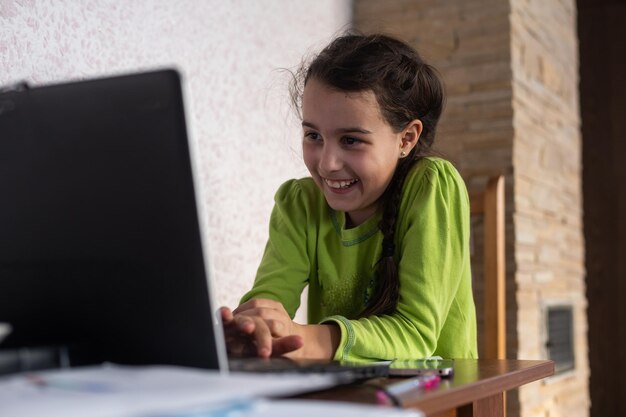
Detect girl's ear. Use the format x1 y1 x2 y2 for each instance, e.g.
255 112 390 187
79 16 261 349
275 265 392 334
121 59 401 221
399 119 423 158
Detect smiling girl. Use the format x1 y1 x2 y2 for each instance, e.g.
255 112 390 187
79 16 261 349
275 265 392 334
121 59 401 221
220 33 477 361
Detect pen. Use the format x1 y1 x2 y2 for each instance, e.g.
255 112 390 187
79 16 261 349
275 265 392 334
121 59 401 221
376 374 441 406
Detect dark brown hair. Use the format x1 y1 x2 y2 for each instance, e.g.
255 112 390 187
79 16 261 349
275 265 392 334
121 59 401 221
291 33 445 317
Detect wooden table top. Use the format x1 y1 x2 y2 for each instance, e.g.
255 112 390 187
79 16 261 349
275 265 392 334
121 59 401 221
298 359 555 415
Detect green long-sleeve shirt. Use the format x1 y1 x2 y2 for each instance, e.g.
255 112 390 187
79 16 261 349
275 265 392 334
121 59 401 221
241 157 477 361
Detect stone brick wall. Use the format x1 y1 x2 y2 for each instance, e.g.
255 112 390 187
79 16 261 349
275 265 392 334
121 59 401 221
510 0 588 416
354 1 588 416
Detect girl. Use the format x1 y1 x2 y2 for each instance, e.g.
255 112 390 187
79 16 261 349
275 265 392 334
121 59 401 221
220 33 477 362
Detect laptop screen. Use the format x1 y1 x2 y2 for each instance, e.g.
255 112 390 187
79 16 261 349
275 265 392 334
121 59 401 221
0 70 226 371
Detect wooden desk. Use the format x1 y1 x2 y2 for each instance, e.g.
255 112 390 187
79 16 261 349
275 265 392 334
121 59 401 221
299 359 554 417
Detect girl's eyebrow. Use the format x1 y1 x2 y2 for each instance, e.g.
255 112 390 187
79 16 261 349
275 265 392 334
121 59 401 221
302 121 372 135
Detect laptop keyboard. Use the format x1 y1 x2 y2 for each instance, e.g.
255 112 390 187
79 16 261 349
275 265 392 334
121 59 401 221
228 357 389 379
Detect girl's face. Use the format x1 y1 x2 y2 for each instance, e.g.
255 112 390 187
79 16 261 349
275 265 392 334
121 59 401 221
301 79 413 227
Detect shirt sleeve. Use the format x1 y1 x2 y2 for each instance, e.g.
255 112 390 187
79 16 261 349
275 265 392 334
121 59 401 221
322 160 472 361
239 180 310 318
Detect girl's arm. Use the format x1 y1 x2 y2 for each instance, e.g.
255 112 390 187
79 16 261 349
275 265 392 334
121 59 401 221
223 179 337 358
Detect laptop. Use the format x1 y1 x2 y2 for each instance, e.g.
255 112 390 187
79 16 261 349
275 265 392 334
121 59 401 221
0 70 388 380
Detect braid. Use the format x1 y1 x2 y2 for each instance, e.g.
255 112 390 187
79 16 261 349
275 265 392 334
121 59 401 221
358 154 420 318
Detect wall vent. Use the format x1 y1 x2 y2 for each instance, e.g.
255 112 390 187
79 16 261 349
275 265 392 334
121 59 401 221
546 306 575 374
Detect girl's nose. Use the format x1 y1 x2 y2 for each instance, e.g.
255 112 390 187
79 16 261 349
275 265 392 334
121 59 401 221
319 143 343 173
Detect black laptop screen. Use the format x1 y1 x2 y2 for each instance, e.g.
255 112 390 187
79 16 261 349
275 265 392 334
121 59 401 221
0 70 222 371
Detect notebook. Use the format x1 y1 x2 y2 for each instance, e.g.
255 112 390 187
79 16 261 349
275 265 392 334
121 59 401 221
0 69 388 380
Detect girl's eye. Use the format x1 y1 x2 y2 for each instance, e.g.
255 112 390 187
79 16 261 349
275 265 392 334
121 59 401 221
304 132 321 141
343 136 363 146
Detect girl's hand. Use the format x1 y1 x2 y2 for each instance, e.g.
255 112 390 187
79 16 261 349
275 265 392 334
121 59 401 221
219 303 303 358
221 298 341 360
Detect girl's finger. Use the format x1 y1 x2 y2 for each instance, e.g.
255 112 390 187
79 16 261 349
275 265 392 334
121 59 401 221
219 306 234 323
271 335 304 357
231 315 273 358
248 317 274 358
232 315 256 334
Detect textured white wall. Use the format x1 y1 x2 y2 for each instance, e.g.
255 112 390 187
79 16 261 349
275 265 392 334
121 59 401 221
0 0 351 318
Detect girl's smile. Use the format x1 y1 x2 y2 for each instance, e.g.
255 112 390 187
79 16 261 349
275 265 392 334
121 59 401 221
322 177 360 191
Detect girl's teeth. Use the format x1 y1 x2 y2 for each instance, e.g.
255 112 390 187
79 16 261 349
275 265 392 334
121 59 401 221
325 179 358 189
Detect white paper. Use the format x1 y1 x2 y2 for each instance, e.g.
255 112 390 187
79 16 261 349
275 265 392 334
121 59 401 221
0 364 340 417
